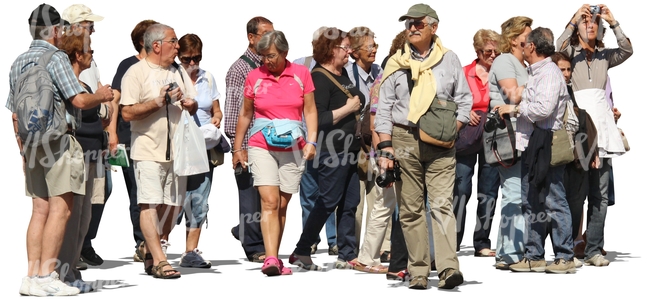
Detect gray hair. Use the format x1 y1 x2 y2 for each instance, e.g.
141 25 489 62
143 23 172 53
425 16 438 26
256 30 289 54
526 27 555 57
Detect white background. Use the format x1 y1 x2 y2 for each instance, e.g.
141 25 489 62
1 0 648 298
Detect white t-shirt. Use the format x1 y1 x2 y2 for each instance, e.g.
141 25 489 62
79 59 100 92
120 59 197 162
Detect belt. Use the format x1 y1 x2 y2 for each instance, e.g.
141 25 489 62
393 123 417 132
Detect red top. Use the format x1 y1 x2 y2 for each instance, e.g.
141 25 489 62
244 60 315 151
463 59 490 112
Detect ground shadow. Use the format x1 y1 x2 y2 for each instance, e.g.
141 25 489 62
93 260 132 270
87 279 137 291
175 266 222 275
604 250 639 263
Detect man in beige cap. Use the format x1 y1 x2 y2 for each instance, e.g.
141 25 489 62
57 3 113 293
375 3 470 290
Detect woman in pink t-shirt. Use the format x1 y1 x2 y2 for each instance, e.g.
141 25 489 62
232 30 317 276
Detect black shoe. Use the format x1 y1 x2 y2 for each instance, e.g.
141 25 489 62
80 247 104 266
76 258 88 270
231 226 240 241
380 251 391 263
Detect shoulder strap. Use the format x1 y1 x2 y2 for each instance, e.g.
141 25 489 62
405 68 414 94
293 74 304 91
171 61 185 83
312 67 354 98
240 55 258 69
352 63 360 90
370 65 379 80
204 70 213 91
303 56 313 69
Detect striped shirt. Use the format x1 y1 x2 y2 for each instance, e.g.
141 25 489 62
517 57 568 151
223 48 261 150
6 40 85 129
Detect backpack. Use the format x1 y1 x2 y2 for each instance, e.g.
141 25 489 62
13 50 68 147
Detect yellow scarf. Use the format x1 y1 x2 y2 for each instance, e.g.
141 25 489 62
381 36 448 123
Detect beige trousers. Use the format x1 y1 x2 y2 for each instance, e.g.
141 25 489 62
392 126 460 277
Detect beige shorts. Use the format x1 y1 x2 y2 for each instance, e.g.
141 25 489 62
248 147 304 194
134 160 187 206
24 135 85 198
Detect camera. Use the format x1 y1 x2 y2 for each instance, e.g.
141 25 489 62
376 160 401 188
167 82 179 92
234 162 247 176
590 5 601 23
484 109 506 133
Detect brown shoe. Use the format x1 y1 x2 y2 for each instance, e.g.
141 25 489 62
509 258 546 272
409 275 428 289
438 268 464 289
545 258 576 274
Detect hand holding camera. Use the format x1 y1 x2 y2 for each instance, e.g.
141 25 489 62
376 150 401 188
484 108 506 133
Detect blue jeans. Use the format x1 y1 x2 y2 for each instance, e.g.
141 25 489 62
453 150 500 252
294 151 360 261
495 160 526 264
299 161 337 248
177 162 214 228
521 151 573 261
585 157 611 259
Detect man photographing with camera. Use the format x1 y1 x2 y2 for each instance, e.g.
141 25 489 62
120 23 197 279
374 4 472 290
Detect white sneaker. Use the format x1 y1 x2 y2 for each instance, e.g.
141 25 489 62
19 276 32 296
29 271 80 296
584 254 610 267
573 257 583 268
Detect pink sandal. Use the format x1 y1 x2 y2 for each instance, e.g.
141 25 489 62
261 256 281 276
279 259 293 275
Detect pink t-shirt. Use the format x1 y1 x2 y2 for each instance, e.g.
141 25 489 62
244 60 315 151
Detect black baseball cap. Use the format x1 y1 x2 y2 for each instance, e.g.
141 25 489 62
28 3 63 26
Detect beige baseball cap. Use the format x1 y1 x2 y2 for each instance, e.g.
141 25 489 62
61 4 103 24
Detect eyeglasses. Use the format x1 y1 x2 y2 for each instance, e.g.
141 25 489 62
482 49 500 57
160 38 178 45
359 43 379 52
87 50 94 55
179 55 202 64
405 19 430 30
335 45 352 52
80 24 94 32
260 53 279 61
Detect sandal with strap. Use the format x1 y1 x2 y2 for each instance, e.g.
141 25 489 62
142 243 154 275
474 248 496 257
353 262 388 274
153 261 181 279
249 252 266 263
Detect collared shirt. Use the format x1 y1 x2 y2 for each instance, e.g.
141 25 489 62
556 25 632 91
7 40 85 129
223 48 262 150
517 57 568 151
193 68 221 126
463 59 490 112
243 60 315 151
345 62 382 111
375 44 473 135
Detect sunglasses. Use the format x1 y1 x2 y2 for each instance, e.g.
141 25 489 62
482 49 500 57
405 19 429 30
179 55 202 64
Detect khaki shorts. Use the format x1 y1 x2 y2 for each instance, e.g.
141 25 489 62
134 160 187 206
24 135 85 198
248 147 304 194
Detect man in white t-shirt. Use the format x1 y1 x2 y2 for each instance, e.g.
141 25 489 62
120 23 198 279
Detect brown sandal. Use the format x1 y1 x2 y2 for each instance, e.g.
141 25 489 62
152 261 181 279
353 262 388 274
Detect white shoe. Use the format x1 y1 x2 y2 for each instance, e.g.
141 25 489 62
573 257 583 268
29 271 80 296
19 276 32 296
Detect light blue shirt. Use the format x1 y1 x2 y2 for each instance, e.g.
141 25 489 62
193 68 221 126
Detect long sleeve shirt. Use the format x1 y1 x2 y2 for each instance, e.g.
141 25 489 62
223 48 261 149
517 57 569 151
375 47 472 135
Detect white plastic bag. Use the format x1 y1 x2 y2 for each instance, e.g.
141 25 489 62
173 110 209 176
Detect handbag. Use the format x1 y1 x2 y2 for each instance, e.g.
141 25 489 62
550 103 575 167
173 110 210 176
455 110 487 156
483 117 518 167
418 97 458 148
619 128 630 152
